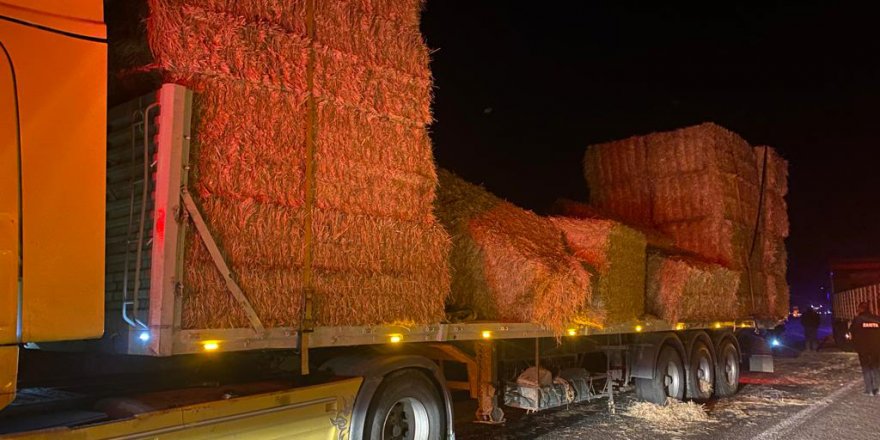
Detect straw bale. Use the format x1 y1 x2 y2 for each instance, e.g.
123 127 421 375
314 0 429 77
316 103 435 176
646 253 740 323
651 172 756 225
194 196 305 268
762 193 789 238
755 146 789 196
315 103 436 221
761 237 788 272
550 217 647 324
312 266 448 327
183 240 303 328
311 209 449 274
765 274 790 319
436 170 600 332
584 135 648 187
657 218 750 269
552 199 678 251
147 3 310 92
589 181 653 226
187 78 307 207
153 0 308 36
643 123 753 178
312 47 431 124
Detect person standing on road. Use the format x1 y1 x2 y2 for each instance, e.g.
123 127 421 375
801 307 821 352
849 302 880 396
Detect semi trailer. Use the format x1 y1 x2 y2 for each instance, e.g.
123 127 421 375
0 2 783 439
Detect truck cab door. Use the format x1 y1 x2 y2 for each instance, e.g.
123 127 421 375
0 38 20 408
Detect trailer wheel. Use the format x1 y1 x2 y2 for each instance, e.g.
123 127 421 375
635 346 685 404
686 340 715 401
364 369 446 440
714 338 740 397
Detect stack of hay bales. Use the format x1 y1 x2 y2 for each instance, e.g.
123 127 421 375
645 252 740 323
584 123 789 320
435 170 603 332
548 217 647 325
121 0 450 328
755 146 790 319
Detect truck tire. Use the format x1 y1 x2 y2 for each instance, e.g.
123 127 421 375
714 338 740 397
635 346 685 404
364 369 446 440
686 340 715 401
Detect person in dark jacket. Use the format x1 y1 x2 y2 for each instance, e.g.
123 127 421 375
849 302 880 395
801 307 821 352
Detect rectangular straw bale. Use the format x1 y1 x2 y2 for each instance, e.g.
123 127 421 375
643 123 748 177
584 135 648 187
314 0 429 77
737 270 790 319
312 265 449 327
765 273 790 319
316 103 436 176
436 170 601 332
646 252 740 323
312 47 432 124
151 0 309 35
147 2 310 91
755 146 789 196
194 196 305 268
657 218 748 269
762 193 789 238
187 78 307 207
589 182 653 226
552 199 678 252
311 209 449 274
314 101 436 221
549 217 647 324
762 236 788 272
182 240 303 328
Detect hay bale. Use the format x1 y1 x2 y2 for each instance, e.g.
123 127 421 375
656 217 750 269
646 252 740 323
436 170 601 332
652 172 758 225
755 145 789 196
549 217 647 324
552 199 677 252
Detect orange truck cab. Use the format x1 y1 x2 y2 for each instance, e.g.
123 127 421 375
0 0 107 409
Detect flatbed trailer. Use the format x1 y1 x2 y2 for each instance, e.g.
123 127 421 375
6 318 760 439
0 5 776 439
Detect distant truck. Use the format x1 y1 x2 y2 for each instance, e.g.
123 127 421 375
830 259 880 347
1 3 780 439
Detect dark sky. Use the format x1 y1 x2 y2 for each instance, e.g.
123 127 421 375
421 1 880 307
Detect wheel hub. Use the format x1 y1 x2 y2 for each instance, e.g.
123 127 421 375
663 361 682 398
382 398 430 440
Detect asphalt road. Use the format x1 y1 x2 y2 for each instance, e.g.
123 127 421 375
453 350 879 439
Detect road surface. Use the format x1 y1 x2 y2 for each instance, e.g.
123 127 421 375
454 350 880 439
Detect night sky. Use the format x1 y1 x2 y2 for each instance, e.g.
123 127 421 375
421 1 880 308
